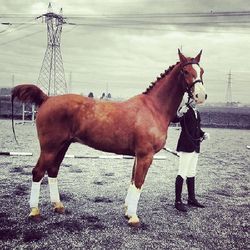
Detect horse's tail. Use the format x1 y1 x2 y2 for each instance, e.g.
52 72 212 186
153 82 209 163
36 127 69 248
11 84 48 106
11 93 18 144
11 84 48 144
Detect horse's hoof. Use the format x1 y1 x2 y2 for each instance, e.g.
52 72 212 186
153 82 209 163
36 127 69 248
29 208 41 221
53 202 65 214
124 214 130 220
128 215 140 227
124 205 130 219
124 204 128 213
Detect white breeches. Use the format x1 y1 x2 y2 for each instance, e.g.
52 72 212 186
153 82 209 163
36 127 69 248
125 183 141 217
178 152 199 179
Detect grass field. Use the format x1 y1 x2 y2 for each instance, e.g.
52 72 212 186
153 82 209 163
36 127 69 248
0 119 249 249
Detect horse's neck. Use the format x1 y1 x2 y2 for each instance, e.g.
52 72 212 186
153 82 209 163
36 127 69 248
149 64 184 121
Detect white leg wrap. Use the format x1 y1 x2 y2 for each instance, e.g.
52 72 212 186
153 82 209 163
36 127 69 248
29 180 42 208
125 184 141 217
125 183 134 207
48 177 60 203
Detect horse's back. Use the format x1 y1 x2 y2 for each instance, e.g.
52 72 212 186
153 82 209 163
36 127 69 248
35 94 135 152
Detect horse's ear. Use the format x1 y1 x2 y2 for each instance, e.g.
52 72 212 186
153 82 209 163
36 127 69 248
194 50 202 63
178 49 187 63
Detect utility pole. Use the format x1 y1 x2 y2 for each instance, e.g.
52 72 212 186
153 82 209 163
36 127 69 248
36 2 67 96
19 3 68 125
11 74 15 87
68 71 72 93
225 70 232 104
106 82 109 95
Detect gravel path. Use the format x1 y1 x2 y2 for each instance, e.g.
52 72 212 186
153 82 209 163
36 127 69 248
0 119 249 249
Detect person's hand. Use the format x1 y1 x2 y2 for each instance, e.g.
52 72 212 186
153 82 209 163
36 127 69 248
203 132 210 140
178 105 188 117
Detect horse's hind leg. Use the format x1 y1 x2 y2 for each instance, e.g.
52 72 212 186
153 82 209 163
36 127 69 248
29 143 70 218
29 155 49 219
47 143 70 214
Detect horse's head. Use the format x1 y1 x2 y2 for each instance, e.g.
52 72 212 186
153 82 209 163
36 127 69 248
178 49 207 104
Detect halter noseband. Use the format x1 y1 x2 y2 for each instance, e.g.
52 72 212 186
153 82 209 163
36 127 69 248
180 61 203 100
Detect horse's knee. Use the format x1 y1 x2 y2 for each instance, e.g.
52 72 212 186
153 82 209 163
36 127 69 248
134 179 144 189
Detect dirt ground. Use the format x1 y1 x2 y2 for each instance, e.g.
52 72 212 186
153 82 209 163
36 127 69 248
0 119 249 249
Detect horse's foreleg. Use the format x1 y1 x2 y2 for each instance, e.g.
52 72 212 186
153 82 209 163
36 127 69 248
124 158 137 215
125 154 153 226
125 183 142 225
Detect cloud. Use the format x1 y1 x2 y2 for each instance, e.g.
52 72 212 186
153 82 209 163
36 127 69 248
0 0 250 103
30 2 48 15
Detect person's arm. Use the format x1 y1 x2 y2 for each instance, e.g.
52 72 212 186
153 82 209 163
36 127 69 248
171 115 180 123
202 131 210 140
200 128 205 137
197 111 209 140
171 105 188 123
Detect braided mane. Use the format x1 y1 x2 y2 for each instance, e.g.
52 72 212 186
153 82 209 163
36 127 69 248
143 62 179 95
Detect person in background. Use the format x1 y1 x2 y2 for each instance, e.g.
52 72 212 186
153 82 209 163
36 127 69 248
172 99 210 212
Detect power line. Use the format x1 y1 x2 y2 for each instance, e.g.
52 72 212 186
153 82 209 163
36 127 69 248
2 10 250 21
0 16 37 33
0 29 43 46
0 10 249 37
2 10 247 18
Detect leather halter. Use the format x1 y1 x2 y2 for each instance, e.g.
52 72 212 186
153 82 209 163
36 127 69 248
180 61 203 99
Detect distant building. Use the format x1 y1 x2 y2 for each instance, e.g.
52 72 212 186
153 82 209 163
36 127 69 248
0 87 11 96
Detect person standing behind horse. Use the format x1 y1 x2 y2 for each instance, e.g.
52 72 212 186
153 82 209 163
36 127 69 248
172 99 210 212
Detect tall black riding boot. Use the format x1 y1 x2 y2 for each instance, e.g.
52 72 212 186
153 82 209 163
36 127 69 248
186 177 205 208
175 175 187 212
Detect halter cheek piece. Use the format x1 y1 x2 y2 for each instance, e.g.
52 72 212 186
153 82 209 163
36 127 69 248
180 61 204 99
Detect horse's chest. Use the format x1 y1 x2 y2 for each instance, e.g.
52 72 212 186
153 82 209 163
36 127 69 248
143 126 166 150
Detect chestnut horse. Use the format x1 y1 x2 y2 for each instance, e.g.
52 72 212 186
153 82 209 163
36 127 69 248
11 50 206 226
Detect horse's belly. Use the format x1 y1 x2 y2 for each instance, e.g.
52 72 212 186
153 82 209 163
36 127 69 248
74 133 134 156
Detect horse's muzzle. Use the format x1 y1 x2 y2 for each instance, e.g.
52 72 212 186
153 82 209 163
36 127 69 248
196 93 208 100
193 82 207 104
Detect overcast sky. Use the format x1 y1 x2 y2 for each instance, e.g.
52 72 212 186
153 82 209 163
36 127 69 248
0 0 250 103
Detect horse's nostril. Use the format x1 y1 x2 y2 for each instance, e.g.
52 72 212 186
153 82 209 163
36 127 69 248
195 94 198 98
205 94 207 99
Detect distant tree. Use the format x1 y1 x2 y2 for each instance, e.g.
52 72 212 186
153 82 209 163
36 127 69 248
107 93 111 99
88 92 94 98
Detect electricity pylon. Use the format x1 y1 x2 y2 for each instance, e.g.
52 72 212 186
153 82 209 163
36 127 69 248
36 3 67 95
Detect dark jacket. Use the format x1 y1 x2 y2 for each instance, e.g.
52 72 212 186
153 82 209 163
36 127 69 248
172 105 204 153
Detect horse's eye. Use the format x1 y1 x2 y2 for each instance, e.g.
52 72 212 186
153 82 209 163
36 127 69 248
183 70 188 75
